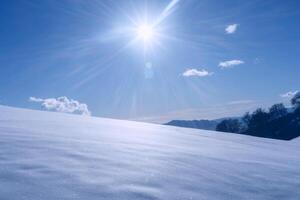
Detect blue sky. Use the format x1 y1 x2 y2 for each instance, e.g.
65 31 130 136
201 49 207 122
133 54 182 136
0 0 299 123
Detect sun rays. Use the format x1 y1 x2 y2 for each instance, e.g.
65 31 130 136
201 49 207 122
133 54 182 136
136 24 154 42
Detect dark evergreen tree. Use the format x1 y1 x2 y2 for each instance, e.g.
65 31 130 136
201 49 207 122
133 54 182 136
246 108 269 136
269 103 287 120
216 99 300 140
291 92 300 108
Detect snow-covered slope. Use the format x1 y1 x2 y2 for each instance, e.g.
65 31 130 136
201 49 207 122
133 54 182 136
0 105 299 200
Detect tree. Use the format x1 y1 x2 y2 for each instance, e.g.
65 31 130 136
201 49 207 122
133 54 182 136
269 103 287 120
216 119 242 133
242 112 251 127
217 103 300 140
246 108 269 136
291 92 300 109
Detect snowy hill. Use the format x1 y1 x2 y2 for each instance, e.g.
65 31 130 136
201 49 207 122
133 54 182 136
0 105 300 200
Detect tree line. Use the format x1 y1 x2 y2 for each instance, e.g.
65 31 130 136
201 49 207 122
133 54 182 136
216 92 300 140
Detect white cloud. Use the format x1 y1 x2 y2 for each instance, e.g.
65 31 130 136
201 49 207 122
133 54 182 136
182 69 213 77
280 91 298 99
29 96 91 116
219 60 244 69
225 24 238 34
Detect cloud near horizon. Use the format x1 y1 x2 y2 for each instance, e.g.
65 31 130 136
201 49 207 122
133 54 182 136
225 24 238 34
131 100 262 124
182 69 213 77
29 96 91 116
280 91 298 99
219 60 244 69
227 100 255 105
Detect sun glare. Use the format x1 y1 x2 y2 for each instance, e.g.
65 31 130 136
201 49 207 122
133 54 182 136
137 24 154 42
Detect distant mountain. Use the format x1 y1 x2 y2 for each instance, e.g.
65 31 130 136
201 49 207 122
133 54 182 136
164 119 219 130
164 117 241 131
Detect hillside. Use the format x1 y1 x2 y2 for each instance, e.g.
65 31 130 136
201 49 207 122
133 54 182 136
0 105 300 199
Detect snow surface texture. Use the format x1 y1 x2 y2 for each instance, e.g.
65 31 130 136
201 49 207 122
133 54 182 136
0 105 300 200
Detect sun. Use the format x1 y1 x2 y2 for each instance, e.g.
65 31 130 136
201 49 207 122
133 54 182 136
136 24 154 42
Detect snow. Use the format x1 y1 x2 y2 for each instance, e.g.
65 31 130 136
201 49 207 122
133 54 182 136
0 105 300 200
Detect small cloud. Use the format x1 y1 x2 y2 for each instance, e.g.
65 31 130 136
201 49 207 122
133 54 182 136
219 60 244 69
29 96 91 116
280 91 298 99
225 24 238 34
182 69 213 77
